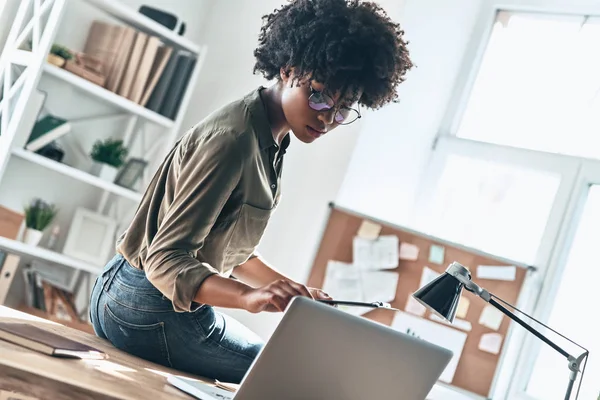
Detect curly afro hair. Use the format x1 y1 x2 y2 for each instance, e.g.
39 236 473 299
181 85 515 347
253 0 413 109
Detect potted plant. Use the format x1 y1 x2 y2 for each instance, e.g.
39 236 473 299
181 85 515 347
89 138 128 182
47 44 74 67
23 198 58 246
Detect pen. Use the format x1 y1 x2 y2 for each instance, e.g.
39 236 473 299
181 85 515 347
317 299 400 311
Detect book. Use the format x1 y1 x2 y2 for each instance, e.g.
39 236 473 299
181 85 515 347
139 45 173 106
105 26 136 93
0 322 107 359
25 115 71 152
83 21 125 79
0 254 19 305
128 35 161 103
118 31 149 98
145 48 181 113
159 51 196 119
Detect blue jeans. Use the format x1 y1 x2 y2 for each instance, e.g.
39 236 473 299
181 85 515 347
89 254 264 383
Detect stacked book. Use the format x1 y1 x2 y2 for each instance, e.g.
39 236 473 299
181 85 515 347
83 21 196 120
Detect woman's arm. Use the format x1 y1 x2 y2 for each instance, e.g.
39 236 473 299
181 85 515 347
194 273 315 313
232 255 332 300
231 255 288 288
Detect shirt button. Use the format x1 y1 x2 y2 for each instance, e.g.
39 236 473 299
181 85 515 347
271 184 276 189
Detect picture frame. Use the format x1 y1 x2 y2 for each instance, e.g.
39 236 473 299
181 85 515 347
28 259 81 293
63 207 116 266
114 158 147 190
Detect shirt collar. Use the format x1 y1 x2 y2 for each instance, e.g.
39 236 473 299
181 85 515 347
244 86 291 152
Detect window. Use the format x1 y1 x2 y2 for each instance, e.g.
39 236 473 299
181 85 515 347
414 7 600 399
415 153 559 264
526 184 600 400
456 12 600 159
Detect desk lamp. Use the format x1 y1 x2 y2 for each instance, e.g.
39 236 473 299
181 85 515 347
412 262 588 400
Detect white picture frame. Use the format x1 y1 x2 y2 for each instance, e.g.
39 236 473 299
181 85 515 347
28 259 81 293
63 208 117 267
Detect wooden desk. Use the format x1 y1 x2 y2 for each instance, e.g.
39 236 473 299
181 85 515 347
0 306 212 400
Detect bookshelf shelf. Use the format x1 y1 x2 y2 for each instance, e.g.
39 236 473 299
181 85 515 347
12 148 143 203
82 0 200 54
0 0 204 308
43 64 175 129
0 236 103 275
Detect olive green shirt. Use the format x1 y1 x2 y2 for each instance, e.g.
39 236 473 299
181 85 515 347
116 87 289 312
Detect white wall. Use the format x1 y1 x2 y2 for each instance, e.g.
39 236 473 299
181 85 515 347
337 0 486 228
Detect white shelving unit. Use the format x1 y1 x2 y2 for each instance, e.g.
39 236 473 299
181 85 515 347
0 0 206 307
43 63 175 128
0 236 103 274
12 148 143 202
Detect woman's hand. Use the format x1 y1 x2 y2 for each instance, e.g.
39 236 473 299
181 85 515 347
309 288 332 300
241 279 314 313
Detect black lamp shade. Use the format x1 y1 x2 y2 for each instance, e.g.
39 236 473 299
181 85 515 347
412 273 464 322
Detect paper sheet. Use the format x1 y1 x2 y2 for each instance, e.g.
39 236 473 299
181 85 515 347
428 245 445 265
361 271 399 303
353 235 399 270
357 219 382 240
456 296 470 319
478 333 503 355
430 314 472 332
405 294 427 317
392 311 467 383
420 266 441 289
479 304 504 330
322 260 399 316
322 261 362 302
476 265 517 281
399 242 420 261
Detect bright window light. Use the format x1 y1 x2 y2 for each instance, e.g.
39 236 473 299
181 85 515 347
526 185 600 400
456 12 600 159
419 154 560 264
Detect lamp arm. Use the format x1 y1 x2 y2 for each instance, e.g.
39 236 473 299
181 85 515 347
450 270 588 400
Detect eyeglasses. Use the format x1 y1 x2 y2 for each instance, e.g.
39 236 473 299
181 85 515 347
308 86 361 125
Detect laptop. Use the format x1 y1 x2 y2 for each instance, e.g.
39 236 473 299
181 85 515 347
167 296 452 400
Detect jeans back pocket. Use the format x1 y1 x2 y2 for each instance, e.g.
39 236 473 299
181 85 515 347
103 303 171 367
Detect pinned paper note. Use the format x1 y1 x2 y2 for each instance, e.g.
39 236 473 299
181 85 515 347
420 266 441 289
399 242 420 261
430 314 472 332
428 244 445 265
392 311 467 383
405 294 427 317
477 265 517 281
361 271 399 303
479 304 504 330
322 261 362 301
456 296 470 319
353 235 399 270
479 333 503 355
357 219 382 240
322 260 399 316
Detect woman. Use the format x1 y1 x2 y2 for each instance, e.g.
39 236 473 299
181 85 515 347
89 0 413 384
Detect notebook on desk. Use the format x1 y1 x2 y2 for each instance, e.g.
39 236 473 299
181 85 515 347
0 322 107 359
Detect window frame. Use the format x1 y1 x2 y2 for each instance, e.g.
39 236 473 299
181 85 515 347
509 161 600 400
412 3 600 399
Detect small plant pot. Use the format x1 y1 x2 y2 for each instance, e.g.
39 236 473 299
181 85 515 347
47 54 66 67
23 228 44 246
90 162 119 182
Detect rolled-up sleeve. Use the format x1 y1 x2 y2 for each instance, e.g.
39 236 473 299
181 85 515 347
144 131 243 312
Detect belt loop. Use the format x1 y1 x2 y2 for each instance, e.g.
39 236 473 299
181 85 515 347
102 255 125 291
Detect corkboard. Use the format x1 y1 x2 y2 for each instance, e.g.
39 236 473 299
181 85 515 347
306 205 531 398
